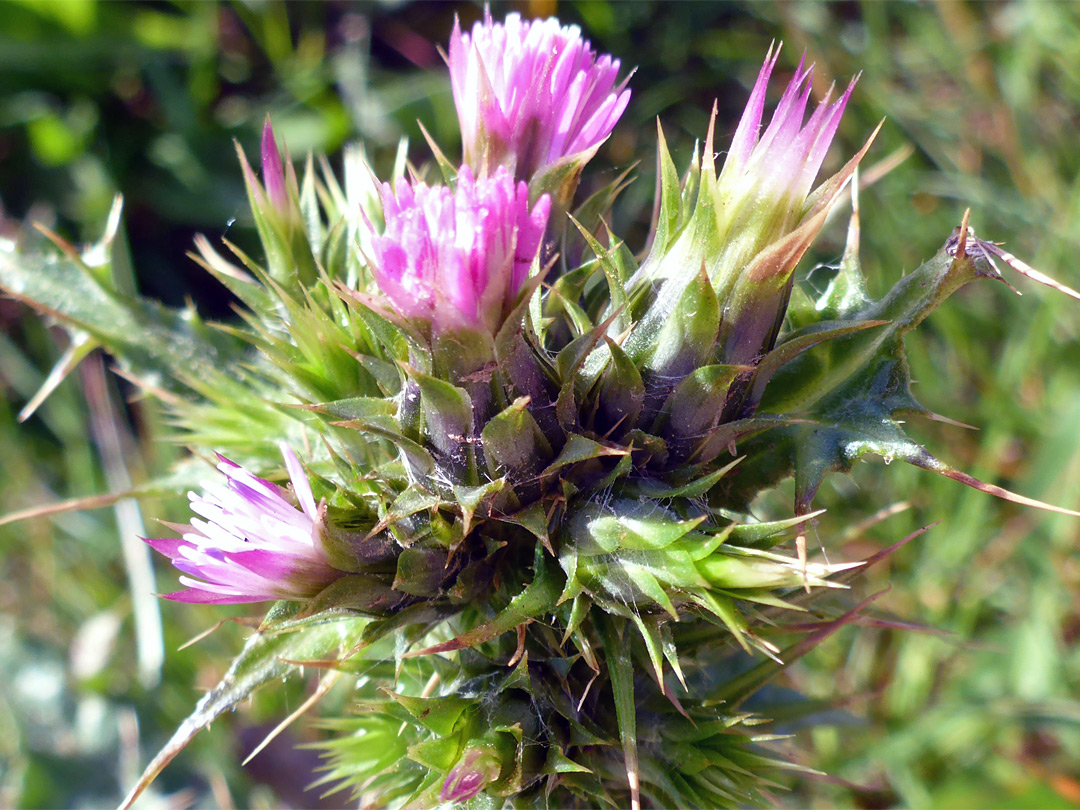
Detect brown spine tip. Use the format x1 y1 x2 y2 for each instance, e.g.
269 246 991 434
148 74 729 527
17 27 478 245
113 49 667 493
955 207 971 260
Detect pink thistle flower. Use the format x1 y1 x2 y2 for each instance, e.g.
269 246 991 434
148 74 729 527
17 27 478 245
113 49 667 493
448 12 631 180
370 165 550 335
628 45 872 376
707 46 864 364
718 44 857 227
145 444 342 604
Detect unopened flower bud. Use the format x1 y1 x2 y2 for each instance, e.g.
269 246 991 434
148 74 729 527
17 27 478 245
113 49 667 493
261 118 288 214
440 745 502 803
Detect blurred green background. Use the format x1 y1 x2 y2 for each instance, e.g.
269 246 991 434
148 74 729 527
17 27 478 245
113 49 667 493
2 1 1079 808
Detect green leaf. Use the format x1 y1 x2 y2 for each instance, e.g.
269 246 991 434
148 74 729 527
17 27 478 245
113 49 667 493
542 748 593 776
407 736 462 772
644 263 719 382
743 318 889 416
624 456 742 500
569 216 631 335
303 573 409 616
595 614 640 810
540 433 627 484
388 692 473 737
628 612 667 689
118 604 367 809
406 366 475 480
651 121 683 255
814 193 872 320
662 364 749 439
759 244 976 416
494 501 552 554
726 511 825 548
307 396 398 421
545 263 598 335
453 479 507 538
0 251 237 394
393 547 452 597
575 501 706 554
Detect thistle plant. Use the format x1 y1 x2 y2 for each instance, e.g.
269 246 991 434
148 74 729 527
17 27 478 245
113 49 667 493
1 12 1078 810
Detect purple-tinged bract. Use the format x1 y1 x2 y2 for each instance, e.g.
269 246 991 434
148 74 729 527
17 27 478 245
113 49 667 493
448 12 630 180
440 747 502 803
370 165 550 335
145 444 342 604
261 118 288 214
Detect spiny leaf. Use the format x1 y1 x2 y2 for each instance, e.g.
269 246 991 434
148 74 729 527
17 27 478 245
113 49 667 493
709 591 884 709
453 479 507 538
597 336 645 432
726 510 826 548
629 611 668 691
302 573 409 616
494 501 552 554
387 692 473 737
644 264 719 383
595 614 641 810
119 604 367 809
624 456 743 500
745 318 889 414
540 433 627 483
303 396 397 421
368 484 441 540
404 365 475 478
650 120 683 256
542 749 593 776
577 502 706 553
662 364 750 439
0 251 238 394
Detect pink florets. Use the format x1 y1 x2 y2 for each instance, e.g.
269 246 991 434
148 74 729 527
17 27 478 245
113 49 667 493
440 748 502 803
720 44 856 207
260 118 288 214
370 166 551 334
448 12 631 179
144 444 340 604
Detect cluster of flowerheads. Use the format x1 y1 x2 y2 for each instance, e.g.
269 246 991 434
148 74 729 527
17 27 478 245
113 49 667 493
0 0 1064 801
100 9 1080 810
149 13 859 607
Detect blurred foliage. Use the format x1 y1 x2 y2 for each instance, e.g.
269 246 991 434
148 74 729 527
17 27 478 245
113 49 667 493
1 1 1079 808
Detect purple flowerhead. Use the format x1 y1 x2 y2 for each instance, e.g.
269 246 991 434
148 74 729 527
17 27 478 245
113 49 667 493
719 44 857 216
369 165 550 335
448 12 631 180
145 444 342 604
702 46 863 364
440 746 502 804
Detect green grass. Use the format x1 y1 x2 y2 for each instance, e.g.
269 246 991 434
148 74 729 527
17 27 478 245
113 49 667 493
2 2 1079 807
